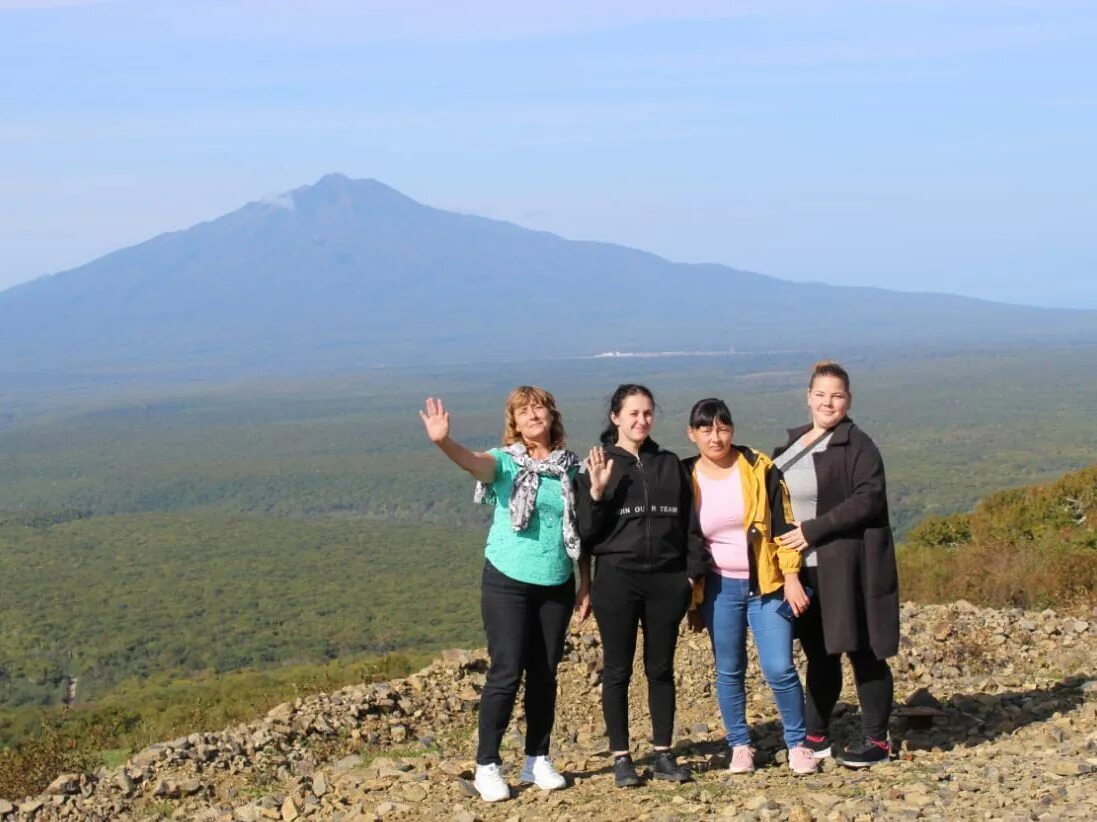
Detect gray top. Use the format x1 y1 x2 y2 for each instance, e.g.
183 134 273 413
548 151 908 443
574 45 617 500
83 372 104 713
774 430 834 567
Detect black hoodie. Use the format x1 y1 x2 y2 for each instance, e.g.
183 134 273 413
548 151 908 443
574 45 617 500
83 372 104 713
575 439 701 574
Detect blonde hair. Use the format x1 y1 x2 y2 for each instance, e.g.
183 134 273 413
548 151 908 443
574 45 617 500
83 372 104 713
809 360 851 392
503 385 567 449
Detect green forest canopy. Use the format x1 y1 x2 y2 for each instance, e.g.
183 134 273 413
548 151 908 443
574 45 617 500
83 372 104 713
1 345 1096 717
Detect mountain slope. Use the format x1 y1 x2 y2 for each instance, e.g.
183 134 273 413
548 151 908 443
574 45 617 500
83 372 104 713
3 173 1096 379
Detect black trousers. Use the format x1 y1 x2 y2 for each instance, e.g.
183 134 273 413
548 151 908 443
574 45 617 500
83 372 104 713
797 566 894 741
591 560 691 751
477 560 575 766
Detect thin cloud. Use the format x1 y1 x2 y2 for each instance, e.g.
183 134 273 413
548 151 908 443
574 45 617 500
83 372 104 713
0 0 114 9
260 192 295 211
54 0 828 44
1039 98 1097 108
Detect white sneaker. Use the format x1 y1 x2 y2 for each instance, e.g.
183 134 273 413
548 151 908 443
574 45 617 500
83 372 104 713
473 763 510 802
520 755 567 790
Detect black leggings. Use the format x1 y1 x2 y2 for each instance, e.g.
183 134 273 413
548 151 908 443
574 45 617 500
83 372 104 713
797 567 893 741
592 561 691 751
477 561 575 765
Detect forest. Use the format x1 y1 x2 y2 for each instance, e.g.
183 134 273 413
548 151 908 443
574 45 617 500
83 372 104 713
1 345 1095 794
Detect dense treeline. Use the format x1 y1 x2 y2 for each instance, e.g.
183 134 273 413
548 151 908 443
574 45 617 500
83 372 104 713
3 349 1096 534
0 515 483 709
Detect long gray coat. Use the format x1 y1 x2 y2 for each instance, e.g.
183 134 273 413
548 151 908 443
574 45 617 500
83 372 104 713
774 418 900 660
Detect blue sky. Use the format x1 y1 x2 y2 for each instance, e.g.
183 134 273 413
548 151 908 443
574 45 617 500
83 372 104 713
1 0 1095 307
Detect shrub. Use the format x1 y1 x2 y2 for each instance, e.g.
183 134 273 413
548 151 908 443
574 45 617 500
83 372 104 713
898 464 1097 609
906 513 972 547
0 718 101 801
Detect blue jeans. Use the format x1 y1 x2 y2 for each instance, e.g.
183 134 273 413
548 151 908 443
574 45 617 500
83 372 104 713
700 573 807 749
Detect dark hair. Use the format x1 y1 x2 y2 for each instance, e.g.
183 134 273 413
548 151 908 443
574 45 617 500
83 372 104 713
809 360 851 392
688 397 733 429
599 383 655 445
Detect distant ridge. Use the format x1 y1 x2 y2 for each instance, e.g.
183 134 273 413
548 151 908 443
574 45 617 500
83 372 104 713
2 173 1096 381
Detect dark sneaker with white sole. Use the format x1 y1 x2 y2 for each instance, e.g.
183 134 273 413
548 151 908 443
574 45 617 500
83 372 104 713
836 737 891 768
804 733 832 759
613 754 641 788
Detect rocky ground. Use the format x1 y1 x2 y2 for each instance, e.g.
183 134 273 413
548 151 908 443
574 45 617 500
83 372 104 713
3 601 1095 821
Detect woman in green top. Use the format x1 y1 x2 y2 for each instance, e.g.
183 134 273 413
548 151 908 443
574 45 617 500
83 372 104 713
420 386 581 803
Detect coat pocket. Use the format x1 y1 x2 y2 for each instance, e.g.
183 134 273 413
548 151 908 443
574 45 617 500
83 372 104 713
862 526 898 596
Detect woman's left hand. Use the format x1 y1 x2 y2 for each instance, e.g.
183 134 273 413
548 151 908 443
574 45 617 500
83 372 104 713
783 574 810 617
574 583 591 622
777 522 810 552
686 609 706 633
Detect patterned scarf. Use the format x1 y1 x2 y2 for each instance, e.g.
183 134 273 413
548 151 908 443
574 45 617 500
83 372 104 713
474 443 582 560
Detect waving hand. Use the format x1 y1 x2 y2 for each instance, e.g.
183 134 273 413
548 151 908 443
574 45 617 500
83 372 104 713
419 396 496 483
419 397 451 444
586 446 614 500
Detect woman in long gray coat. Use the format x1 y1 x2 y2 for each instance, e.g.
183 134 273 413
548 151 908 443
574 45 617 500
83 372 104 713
774 361 899 769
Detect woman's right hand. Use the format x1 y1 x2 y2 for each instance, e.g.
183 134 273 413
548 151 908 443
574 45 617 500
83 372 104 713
586 446 614 500
783 574 811 616
419 397 450 444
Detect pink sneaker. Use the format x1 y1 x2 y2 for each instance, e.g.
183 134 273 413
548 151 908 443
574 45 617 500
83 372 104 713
789 745 819 775
728 745 755 774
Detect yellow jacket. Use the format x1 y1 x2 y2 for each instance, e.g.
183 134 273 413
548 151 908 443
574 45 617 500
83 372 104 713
685 446 801 606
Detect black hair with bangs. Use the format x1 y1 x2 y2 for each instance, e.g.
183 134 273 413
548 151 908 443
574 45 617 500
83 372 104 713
688 397 733 429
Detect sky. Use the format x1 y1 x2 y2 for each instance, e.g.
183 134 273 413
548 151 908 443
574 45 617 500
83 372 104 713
1 0 1095 307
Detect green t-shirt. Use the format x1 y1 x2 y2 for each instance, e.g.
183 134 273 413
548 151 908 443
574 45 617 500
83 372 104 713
483 448 576 586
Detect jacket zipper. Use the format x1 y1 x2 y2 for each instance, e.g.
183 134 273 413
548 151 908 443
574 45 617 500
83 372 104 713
637 454 652 571
746 525 760 595
746 460 760 595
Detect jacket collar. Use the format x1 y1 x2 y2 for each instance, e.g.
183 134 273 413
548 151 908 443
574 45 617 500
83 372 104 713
785 417 854 446
734 444 761 465
605 437 664 461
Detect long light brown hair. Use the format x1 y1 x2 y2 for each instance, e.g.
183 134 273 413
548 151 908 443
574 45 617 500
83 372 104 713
503 385 567 450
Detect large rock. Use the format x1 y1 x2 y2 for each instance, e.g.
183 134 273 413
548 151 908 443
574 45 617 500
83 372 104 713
44 773 81 795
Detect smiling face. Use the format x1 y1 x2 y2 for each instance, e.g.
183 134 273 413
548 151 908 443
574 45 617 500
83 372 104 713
611 393 654 449
687 421 734 463
513 400 551 445
807 374 852 429
503 385 565 451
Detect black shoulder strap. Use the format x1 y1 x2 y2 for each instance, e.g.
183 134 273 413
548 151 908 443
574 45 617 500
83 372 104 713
778 429 832 472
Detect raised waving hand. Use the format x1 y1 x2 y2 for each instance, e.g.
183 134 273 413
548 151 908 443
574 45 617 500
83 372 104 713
419 396 451 444
419 396 496 483
585 445 614 500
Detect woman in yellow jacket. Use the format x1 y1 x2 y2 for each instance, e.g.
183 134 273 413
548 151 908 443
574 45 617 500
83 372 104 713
683 398 817 776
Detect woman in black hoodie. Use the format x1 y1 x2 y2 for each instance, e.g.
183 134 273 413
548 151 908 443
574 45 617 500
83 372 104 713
576 384 704 788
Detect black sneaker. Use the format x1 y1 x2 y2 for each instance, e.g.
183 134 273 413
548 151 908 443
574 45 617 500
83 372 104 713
835 736 891 768
651 750 691 782
804 732 832 759
613 754 641 788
